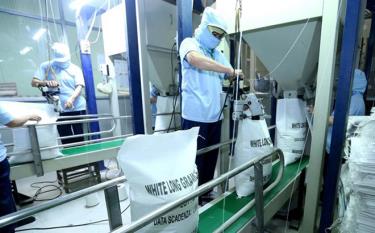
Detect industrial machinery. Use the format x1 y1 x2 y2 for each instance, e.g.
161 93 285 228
39 86 61 113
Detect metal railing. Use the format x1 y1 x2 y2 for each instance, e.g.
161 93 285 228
0 139 236 228
0 177 126 228
5 114 133 155
8 115 133 177
112 149 284 233
0 141 284 233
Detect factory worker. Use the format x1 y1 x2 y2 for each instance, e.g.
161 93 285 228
325 68 367 154
31 43 87 145
179 7 243 205
0 108 40 233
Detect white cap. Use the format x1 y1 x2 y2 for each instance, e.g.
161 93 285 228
51 43 71 63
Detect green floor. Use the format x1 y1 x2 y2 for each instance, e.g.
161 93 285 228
198 157 309 233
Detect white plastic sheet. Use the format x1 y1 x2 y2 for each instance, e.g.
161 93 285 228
341 118 375 233
154 96 180 133
0 101 62 164
233 119 273 197
275 98 307 166
118 128 199 233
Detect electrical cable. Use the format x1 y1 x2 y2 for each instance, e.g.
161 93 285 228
45 0 54 52
264 18 310 78
167 94 178 133
283 125 311 233
48 0 59 40
221 0 243 227
167 42 179 133
90 26 102 44
84 0 109 43
15 201 130 232
30 180 62 202
43 0 52 65
217 91 230 122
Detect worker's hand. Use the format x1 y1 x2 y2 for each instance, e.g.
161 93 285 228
44 80 59 88
28 114 41 122
64 97 74 109
150 96 157 104
229 68 244 82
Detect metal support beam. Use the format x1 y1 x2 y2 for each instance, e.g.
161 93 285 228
28 125 44 177
75 6 101 140
125 0 145 134
319 1 366 232
254 162 264 233
104 186 123 231
270 94 277 141
177 0 193 123
300 0 341 232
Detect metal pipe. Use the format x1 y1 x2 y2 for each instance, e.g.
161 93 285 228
268 125 276 130
57 113 114 119
0 176 126 228
4 143 14 148
7 150 32 156
254 162 265 232
1 139 262 230
197 139 235 155
152 112 181 116
111 149 283 233
58 126 115 140
153 128 180 133
40 134 133 151
213 152 285 233
37 116 132 126
57 120 116 140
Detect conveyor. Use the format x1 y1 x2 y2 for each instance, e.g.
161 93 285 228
10 139 124 180
198 157 309 232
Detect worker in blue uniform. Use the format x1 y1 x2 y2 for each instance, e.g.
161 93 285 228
31 43 87 145
0 108 40 233
179 7 242 204
326 68 367 154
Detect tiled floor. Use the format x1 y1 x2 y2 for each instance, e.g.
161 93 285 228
14 171 130 233
13 172 299 233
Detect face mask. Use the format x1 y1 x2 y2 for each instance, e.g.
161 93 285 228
196 27 221 50
53 60 70 70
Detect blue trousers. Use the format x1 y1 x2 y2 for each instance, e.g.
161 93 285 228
0 159 16 233
57 110 86 145
182 118 222 187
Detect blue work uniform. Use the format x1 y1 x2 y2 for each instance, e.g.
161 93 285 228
34 61 87 145
326 69 367 153
179 7 231 203
34 61 86 113
0 107 16 233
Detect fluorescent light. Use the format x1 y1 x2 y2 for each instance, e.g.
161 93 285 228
69 0 89 9
32 28 46 41
0 59 3 63
19 47 32 55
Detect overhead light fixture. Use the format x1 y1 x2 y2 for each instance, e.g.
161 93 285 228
19 47 33 55
0 59 3 63
69 0 90 10
32 28 46 41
